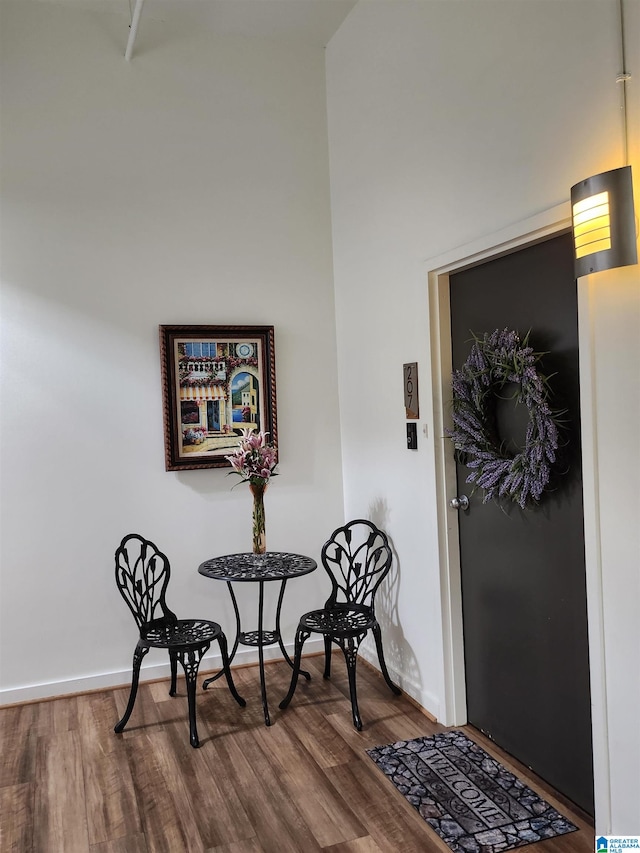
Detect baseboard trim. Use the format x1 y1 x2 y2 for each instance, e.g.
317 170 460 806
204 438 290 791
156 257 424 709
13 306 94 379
1 639 440 721
0 637 327 707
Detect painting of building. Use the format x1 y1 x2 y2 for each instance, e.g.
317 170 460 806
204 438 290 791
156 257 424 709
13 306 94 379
177 339 262 457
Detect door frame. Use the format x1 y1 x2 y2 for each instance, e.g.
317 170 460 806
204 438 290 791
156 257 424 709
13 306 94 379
426 202 609 828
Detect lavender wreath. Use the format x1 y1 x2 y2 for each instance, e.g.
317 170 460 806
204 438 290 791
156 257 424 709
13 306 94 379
448 329 562 509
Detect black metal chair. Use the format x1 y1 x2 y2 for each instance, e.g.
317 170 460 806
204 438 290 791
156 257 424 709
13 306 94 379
114 533 245 747
279 519 401 730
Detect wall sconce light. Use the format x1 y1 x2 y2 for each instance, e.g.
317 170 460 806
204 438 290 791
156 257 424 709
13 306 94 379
571 165 637 278
570 0 638 279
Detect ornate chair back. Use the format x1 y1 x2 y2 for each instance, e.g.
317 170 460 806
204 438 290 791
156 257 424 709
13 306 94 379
115 533 176 632
320 519 392 613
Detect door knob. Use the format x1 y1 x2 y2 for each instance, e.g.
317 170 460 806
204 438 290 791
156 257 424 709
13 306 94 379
449 495 469 511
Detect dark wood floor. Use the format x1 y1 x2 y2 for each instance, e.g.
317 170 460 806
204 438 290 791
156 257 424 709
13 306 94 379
1 654 594 852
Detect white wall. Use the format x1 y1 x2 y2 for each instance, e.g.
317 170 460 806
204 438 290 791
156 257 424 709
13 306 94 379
326 0 639 834
0 1 344 698
2 0 638 834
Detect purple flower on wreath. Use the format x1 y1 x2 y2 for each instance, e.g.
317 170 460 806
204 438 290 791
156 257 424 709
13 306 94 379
446 328 565 509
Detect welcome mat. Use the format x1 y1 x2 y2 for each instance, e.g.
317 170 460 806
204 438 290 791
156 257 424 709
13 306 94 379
367 731 578 853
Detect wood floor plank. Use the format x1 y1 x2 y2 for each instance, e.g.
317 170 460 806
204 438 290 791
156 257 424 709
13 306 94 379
90 833 149 852
323 705 440 760
125 730 205 853
285 657 362 709
154 672 248 739
533 837 594 853
212 727 324 853
0 723 38 788
207 839 266 853
326 758 456 853
77 692 143 845
112 682 164 740
33 729 90 853
252 718 367 848
1 699 54 739
279 700 355 768
77 690 123 754
149 680 175 705
345 694 432 742
288 655 413 739
228 664 293 729
0 782 33 852
0 658 595 853
51 694 79 733
323 836 387 853
163 719 255 849
0 702 53 788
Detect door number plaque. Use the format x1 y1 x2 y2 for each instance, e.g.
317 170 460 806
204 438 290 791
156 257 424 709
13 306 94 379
403 362 419 419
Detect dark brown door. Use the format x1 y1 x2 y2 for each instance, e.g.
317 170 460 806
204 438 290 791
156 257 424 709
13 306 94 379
449 232 594 815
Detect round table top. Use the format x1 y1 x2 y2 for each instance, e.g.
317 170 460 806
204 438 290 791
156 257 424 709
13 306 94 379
198 551 317 582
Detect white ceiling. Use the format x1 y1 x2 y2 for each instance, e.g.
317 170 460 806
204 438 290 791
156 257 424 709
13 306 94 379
32 0 358 48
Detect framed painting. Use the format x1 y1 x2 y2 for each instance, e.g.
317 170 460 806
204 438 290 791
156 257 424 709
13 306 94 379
159 324 278 471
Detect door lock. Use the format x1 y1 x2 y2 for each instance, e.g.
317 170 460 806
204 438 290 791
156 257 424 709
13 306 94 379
449 495 469 511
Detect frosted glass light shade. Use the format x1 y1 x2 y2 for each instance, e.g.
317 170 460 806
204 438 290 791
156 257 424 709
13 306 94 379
571 165 637 278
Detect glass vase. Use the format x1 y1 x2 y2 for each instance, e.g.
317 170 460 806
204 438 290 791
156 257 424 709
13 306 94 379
249 481 267 554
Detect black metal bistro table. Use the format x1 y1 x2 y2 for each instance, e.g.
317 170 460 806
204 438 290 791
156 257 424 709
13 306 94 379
198 551 317 726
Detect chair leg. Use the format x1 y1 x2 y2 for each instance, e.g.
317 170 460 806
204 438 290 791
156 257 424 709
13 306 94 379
169 650 178 696
178 644 208 748
323 635 332 679
372 622 402 695
342 637 363 731
114 644 149 734
218 632 246 707
279 627 310 710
